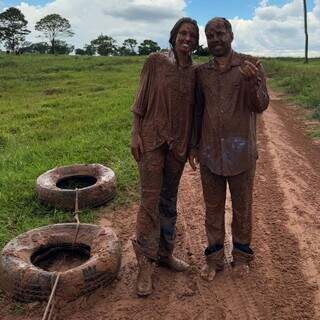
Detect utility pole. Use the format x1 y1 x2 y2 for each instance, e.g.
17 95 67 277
303 0 308 63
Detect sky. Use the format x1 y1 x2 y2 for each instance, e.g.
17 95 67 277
0 0 319 57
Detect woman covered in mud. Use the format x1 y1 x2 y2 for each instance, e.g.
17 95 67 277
131 17 199 296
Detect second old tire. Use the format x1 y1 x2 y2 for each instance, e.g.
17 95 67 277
0 223 121 303
36 164 116 211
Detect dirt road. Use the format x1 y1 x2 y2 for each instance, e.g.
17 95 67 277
1 92 319 320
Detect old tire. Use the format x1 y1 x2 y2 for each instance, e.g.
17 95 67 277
0 223 121 303
36 164 116 211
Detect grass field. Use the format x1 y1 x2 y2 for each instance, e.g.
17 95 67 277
0 54 147 249
262 58 320 133
0 54 319 251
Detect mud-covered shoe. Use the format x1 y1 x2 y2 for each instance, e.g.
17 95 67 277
132 241 155 297
136 255 154 296
158 255 190 272
200 263 216 282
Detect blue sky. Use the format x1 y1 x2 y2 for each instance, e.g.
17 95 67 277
1 0 48 7
186 0 292 21
194 0 315 25
1 0 320 56
1 0 316 21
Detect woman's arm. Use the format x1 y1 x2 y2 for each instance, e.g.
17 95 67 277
188 70 204 170
131 113 143 162
130 55 155 162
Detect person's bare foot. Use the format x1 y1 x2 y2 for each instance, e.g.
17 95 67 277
200 264 216 281
232 262 250 276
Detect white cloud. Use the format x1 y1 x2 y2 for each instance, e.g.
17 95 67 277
199 0 320 57
2 0 320 56
14 0 187 50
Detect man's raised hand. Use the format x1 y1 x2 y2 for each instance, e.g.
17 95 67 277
239 60 260 80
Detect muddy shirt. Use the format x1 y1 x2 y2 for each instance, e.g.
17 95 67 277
132 51 196 162
193 51 269 176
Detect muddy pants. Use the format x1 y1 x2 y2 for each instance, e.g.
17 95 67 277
134 144 185 260
200 164 255 267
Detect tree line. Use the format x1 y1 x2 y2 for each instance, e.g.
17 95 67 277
75 37 161 56
0 7 170 56
0 7 210 56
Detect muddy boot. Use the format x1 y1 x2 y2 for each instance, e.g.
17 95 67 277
158 255 190 272
132 241 155 297
201 246 224 282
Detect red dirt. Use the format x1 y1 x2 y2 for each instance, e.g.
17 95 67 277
0 91 319 320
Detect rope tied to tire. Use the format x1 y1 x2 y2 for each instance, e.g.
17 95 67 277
72 188 81 246
41 272 60 320
42 189 82 320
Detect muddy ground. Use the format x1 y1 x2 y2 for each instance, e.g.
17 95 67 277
1 92 319 320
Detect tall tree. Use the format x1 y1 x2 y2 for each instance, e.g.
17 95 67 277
195 45 209 56
0 7 30 53
84 44 96 56
35 14 74 54
75 48 86 55
123 38 137 55
117 46 131 56
53 40 74 54
138 40 160 55
303 0 308 63
21 42 50 54
90 35 117 56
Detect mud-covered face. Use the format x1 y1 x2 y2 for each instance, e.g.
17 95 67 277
206 19 233 57
174 23 198 55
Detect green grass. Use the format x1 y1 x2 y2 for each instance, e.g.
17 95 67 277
262 57 320 123
0 54 145 249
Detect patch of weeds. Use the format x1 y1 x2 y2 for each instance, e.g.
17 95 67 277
65 80 78 85
93 64 121 73
15 111 41 120
0 60 17 68
10 302 26 315
95 62 107 67
8 127 20 134
43 88 64 95
311 108 320 120
311 130 320 139
0 74 17 81
90 86 105 92
42 66 72 73
23 74 52 82
40 101 61 109
0 135 7 149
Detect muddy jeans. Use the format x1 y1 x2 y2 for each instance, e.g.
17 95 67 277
200 164 255 266
135 144 185 260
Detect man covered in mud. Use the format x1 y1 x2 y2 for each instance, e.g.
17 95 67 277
189 17 269 280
